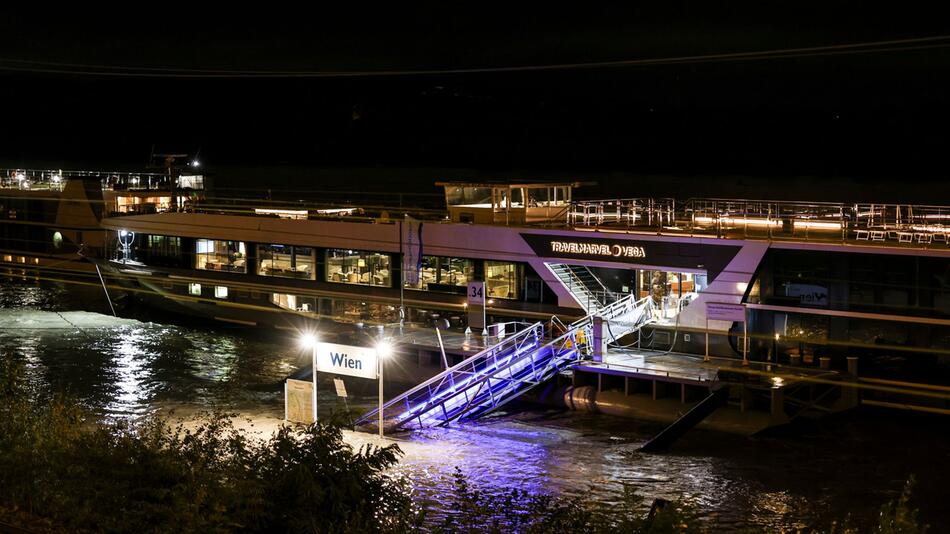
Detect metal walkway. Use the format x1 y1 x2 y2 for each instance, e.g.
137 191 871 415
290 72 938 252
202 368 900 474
356 294 654 431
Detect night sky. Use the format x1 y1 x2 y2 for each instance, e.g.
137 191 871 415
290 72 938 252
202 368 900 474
2 6 950 192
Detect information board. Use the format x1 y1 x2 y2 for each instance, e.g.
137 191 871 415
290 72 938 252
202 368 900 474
705 302 746 322
285 379 314 424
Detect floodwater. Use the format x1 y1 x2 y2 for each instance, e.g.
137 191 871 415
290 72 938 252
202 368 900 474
2 279 948 532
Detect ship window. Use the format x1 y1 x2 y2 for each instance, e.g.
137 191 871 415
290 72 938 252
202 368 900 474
446 187 492 207
147 235 182 260
405 256 474 293
188 283 202 296
485 261 522 299
195 239 247 273
257 244 315 280
326 249 391 287
214 286 228 299
271 293 317 313
178 175 204 189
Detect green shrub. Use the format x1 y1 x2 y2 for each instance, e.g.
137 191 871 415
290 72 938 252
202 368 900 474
0 359 420 533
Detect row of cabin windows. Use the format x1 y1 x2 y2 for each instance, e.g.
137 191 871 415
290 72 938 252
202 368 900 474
135 235 523 299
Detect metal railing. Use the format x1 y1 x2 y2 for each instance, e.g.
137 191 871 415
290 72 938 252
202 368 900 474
355 322 545 430
356 294 656 432
570 197 950 249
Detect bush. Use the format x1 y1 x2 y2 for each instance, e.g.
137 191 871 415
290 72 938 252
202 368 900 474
0 359 420 533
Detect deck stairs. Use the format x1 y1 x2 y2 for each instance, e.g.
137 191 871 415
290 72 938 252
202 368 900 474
547 263 619 314
355 294 654 432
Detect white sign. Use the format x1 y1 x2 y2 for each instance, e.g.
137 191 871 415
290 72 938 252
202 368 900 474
333 378 348 398
316 342 379 380
706 302 746 322
467 281 486 305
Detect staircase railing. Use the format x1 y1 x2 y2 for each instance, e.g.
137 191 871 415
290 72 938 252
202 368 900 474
355 294 653 432
355 322 545 430
577 265 618 304
599 295 654 342
454 321 593 422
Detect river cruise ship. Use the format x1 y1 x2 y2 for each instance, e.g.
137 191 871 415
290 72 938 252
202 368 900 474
91 180 950 369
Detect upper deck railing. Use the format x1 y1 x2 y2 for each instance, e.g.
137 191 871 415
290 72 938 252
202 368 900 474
569 197 950 250
0 168 196 192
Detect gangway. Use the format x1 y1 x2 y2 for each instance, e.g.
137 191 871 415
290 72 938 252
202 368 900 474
355 294 654 432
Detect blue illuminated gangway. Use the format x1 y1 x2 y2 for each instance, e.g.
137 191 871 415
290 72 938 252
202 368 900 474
356 294 654 432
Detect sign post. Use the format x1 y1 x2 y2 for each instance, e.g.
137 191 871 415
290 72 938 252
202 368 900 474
312 343 318 422
705 302 748 365
313 341 390 438
467 281 487 336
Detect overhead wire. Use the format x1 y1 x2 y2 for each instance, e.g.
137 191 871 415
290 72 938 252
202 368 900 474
0 35 949 78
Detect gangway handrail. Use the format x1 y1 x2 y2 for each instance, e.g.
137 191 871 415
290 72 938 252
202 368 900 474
356 293 656 431
453 295 653 422
355 321 544 426
453 317 596 422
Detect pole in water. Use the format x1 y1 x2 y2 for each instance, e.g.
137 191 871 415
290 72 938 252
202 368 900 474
94 263 117 317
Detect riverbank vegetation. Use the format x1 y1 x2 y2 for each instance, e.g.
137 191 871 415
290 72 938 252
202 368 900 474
0 359 928 533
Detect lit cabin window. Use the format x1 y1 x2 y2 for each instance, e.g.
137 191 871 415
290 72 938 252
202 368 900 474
405 256 475 293
325 249 391 286
485 261 522 299
257 244 315 280
188 283 202 296
214 286 228 299
195 239 247 273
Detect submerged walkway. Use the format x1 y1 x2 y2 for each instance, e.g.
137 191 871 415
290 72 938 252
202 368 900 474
575 348 842 386
390 324 498 355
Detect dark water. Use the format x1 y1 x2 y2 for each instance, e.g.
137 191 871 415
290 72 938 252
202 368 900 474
2 279 948 532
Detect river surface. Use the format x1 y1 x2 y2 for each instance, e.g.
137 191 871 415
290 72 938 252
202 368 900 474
2 279 948 531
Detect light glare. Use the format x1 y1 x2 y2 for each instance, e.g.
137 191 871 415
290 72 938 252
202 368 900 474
299 333 318 349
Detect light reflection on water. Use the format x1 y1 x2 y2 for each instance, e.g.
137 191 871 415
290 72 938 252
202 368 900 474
1 281 948 531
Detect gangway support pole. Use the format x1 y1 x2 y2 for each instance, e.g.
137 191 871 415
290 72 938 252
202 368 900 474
593 316 604 362
704 315 710 362
435 327 449 369
742 308 749 366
